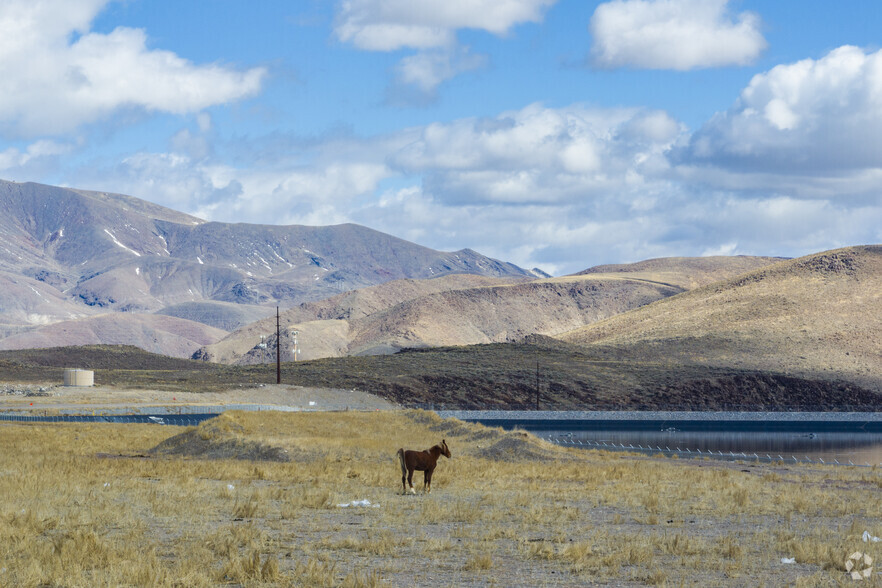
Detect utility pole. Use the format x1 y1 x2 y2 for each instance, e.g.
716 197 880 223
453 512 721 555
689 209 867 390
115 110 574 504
276 306 281 384
535 360 540 411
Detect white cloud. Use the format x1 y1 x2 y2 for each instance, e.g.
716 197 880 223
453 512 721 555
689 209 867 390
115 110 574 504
62 94 882 276
392 103 684 203
683 45 882 181
74 130 407 227
394 47 487 93
0 0 266 137
0 140 73 170
0 140 77 182
334 0 556 51
335 0 555 95
589 0 766 70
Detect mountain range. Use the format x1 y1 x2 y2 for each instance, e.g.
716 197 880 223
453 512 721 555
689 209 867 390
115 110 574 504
0 180 542 355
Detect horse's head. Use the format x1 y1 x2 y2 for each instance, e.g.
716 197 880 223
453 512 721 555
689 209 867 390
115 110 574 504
440 439 451 458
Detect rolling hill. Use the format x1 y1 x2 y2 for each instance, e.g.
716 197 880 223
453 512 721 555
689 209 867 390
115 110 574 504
560 245 882 393
0 313 227 358
575 255 787 288
196 256 784 365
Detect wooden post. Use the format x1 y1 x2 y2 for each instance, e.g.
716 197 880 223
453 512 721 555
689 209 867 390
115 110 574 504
535 360 540 411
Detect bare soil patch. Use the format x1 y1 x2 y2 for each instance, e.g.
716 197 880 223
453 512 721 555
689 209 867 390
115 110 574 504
0 383 399 414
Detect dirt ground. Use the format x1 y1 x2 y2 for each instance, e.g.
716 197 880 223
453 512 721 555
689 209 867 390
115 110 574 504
0 383 400 413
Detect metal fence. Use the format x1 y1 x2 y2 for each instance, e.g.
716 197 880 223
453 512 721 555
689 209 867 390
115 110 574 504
0 403 372 426
546 436 882 467
415 403 882 412
0 413 214 426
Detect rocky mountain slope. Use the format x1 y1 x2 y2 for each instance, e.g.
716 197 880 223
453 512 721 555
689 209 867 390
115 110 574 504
560 246 882 392
0 179 540 354
197 256 784 365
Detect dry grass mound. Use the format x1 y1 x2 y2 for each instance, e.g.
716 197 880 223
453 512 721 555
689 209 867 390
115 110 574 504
423 411 564 461
476 431 565 462
149 410 566 465
149 415 293 462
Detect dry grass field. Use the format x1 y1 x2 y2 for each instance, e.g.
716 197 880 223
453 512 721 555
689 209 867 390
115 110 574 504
2 410 881 586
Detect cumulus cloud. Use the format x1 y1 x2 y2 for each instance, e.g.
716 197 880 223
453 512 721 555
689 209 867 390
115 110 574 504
0 140 73 171
335 0 555 95
63 92 882 275
683 45 882 179
0 0 266 137
589 0 766 70
394 47 487 94
72 130 409 227
334 0 555 50
392 103 685 204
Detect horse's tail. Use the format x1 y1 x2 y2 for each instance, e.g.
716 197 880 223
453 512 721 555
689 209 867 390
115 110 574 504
396 448 406 477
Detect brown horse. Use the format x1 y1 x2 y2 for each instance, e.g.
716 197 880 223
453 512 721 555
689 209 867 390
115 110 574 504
397 439 451 494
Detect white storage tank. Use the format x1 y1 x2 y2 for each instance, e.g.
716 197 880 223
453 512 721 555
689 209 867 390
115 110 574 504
63 369 94 387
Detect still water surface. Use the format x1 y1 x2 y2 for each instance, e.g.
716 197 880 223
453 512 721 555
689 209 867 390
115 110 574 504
530 428 882 465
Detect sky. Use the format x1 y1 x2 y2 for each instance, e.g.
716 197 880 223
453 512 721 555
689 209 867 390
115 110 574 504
2 0 882 275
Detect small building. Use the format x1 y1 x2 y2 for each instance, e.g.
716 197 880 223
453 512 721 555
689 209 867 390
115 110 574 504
63 369 94 387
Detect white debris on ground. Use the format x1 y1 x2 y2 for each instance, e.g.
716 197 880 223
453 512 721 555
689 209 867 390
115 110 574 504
337 499 380 508
1 385 55 397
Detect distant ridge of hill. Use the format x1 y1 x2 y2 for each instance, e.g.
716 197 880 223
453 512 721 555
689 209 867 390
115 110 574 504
575 255 788 288
196 254 785 365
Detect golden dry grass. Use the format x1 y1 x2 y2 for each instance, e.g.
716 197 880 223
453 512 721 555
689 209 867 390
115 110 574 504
561 245 882 393
0 410 880 586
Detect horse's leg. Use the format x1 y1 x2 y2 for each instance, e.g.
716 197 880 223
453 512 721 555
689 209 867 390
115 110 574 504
407 467 416 494
398 449 407 494
425 468 433 493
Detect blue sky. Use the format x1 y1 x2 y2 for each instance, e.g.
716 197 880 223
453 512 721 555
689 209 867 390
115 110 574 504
2 0 882 275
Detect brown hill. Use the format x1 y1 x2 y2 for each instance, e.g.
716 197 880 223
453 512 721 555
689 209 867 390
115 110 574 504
560 246 882 392
0 313 227 358
197 273 528 363
197 255 783 365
